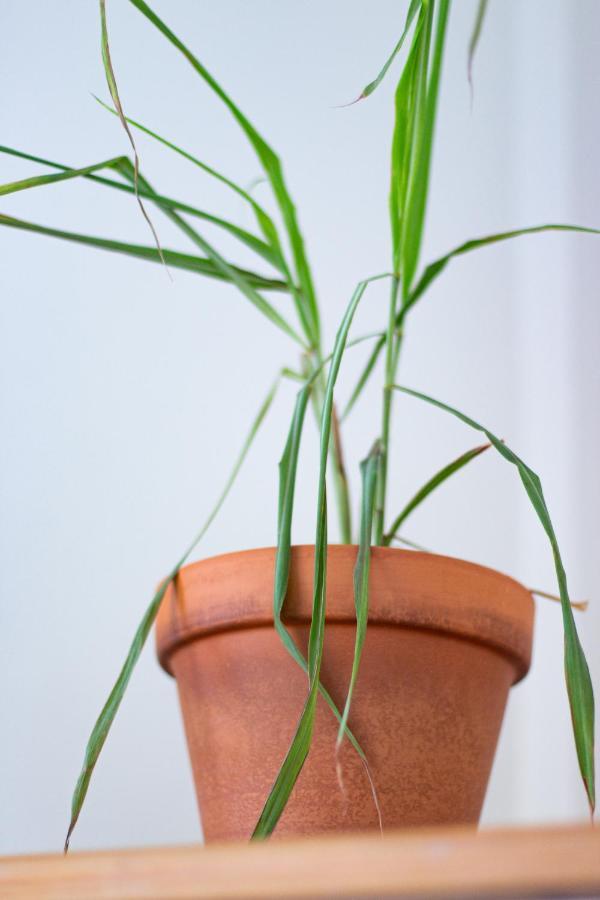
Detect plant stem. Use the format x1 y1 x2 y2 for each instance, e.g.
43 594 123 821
374 274 400 544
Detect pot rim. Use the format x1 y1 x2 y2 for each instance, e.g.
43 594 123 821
155 544 534 683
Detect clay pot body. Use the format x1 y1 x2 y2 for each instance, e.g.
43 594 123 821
156 546 534 843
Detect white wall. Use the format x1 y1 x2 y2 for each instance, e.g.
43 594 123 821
1 0 598 853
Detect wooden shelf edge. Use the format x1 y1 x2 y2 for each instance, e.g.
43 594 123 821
1 823 599 899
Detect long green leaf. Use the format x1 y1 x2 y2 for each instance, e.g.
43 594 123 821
271 383 324 680
0 147 282 273
393 384 596 814
336 441 381 750
252 274 389 839
378 2 437 545
403 223 600 319
389 12 423 274
0 146 204 256
64 374 283 850
4 127 301 345
127 0 320 348
399 0 449 297
383 442 491 545
352 0 422 102
0 146 255 278
1 205 305 346
0 212 288 293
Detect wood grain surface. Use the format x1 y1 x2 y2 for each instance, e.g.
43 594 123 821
1 824 599 899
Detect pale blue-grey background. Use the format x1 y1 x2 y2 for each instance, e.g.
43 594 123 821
1 0 598 853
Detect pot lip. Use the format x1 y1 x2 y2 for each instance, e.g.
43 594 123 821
155 545 535 683
166 542 530 590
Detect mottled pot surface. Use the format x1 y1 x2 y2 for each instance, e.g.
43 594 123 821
156 546 534 842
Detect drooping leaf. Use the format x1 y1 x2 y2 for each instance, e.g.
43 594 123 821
393 383 596 814
0 212 290 294
383 442 491 545
127 0 320 348
99 0 166 265
269 383 372 767
352 0 422 102
252 274 390 839
64 575 172 853
336 441 381 750
64 374 283 850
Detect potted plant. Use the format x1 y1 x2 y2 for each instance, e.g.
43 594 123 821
1 0 595 847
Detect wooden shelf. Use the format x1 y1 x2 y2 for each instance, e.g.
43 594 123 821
1 824 599 899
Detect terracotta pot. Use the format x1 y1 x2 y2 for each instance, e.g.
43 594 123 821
156 545 534 842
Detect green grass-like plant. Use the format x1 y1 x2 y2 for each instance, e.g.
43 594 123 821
1 0 596 847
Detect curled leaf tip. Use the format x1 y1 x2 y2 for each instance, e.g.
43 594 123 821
332 95 364 109
350 0 422 104
361 757 384 835
334 755 348 809
530 588 590 612
467 0 488 104
99 0 169 277
63 825 74 854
